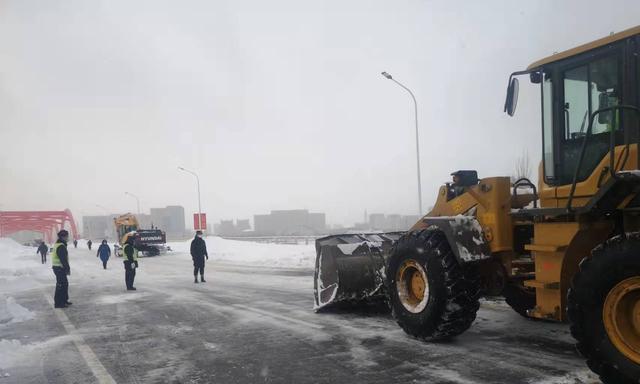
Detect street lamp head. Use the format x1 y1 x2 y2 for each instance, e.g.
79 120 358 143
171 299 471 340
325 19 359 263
178 166 184 171
381 71 392 79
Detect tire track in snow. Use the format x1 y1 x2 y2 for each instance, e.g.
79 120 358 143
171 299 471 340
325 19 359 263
231 304 324 330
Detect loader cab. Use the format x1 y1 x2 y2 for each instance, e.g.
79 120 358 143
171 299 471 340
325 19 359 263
540 51 623 186
506 27 640 209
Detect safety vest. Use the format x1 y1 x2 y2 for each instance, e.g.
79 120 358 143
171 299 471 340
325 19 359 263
123 244 138 261
51 242 66 267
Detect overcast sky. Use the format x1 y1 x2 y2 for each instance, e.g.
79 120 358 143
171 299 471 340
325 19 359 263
1 0 639 229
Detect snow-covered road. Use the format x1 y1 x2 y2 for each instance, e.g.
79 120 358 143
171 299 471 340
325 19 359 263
0 238 599 383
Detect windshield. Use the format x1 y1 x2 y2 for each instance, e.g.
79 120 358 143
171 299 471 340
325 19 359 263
541 52 622 185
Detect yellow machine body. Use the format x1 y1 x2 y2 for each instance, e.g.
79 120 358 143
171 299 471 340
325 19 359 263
314 25 640 382
114 213 140 245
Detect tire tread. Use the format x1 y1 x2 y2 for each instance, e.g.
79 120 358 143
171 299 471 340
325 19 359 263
389 229 480 341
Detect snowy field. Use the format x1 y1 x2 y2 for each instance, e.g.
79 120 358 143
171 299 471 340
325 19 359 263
0 237 600 384
167 236 316 269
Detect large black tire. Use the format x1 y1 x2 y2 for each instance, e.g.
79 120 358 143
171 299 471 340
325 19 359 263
568 234 640 384
503 281 536 318
387 229 481 341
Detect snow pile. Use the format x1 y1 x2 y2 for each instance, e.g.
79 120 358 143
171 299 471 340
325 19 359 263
0 336 72 371
167 236 316 269
0 238 49 292
0 297 34 325
0 238 42 274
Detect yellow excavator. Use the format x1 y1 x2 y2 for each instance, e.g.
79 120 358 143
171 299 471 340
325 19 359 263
113 213 166 256
314 26 640 383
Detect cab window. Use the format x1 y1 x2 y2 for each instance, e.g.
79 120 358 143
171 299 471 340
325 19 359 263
543 52 622 185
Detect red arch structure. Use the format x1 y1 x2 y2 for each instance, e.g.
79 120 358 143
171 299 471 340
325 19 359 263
0 210 79 243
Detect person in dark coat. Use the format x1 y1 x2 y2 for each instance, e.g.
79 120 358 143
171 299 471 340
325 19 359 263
96 240 111 269
37 242 48 264
51 230 72 308
87 239 93 250
73 239 78 248
190 230 208 283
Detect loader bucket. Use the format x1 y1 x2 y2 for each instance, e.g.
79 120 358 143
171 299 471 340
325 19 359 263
313 232 403 310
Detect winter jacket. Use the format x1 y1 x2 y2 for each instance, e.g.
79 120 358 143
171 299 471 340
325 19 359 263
97 243 111 261
190 237 208 259
123 243 138 266
37 243 48 255
52 239 70 273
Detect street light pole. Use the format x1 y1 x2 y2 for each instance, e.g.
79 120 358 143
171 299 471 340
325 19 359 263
124 192 141 215
178 167 202 232
381 71 423 215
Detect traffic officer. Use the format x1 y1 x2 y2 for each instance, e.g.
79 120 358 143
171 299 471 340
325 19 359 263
123 237 139 290
190 230 208 283
51 230 72 308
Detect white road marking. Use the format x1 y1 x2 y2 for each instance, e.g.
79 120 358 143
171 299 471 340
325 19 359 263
44 295 116 384
232 304 324 329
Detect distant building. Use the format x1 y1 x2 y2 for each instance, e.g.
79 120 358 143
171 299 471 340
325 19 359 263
369 213 386 230
217 220 236 235
214 219 251 237
253 209 326 236
364 213 421 231
83 205 186 241
83 215 118 241
150 206 186 240
236 219 251 232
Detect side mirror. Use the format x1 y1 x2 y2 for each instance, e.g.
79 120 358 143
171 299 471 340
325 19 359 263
597 92 614 125
505 77 519 116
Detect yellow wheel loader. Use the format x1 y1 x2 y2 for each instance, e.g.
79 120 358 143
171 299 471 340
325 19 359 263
314 26 640 383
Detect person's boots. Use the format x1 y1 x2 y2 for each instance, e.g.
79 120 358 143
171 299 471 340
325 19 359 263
194 276 198 283
200 275 206 283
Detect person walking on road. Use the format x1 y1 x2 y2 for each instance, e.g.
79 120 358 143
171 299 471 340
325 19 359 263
190 230 208 283
51 230 72 308
123 237 138 290
73 239 78 248
37 242 48 264
87 239 93 250
96 240 111 269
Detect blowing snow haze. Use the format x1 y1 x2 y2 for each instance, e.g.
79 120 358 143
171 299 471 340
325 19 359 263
1 0 639 226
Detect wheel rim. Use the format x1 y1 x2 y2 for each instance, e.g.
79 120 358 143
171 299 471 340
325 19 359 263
603 276 640 365
396 259 429 313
